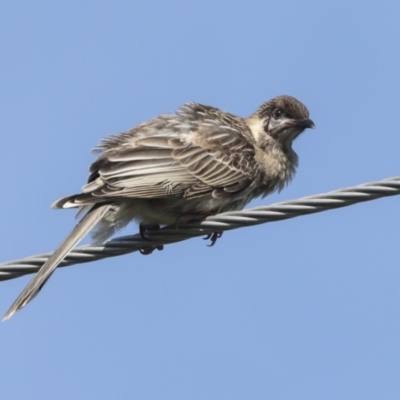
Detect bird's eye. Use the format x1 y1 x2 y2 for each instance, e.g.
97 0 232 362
273 108 283 119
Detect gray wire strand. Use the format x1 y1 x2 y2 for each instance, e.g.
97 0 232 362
1 176 399 281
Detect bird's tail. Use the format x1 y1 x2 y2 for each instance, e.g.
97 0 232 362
3 204 111 321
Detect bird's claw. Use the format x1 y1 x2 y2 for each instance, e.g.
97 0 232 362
139 245 164 255
203 232 223 247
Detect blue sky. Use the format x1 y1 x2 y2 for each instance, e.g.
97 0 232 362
1 1 400 399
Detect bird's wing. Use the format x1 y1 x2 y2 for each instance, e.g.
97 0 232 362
3 204 111 320
57 104 259 207
170 117 258 198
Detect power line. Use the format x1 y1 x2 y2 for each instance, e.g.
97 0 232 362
1 176 399 281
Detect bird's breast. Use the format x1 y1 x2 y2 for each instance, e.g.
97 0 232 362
254 146 297 193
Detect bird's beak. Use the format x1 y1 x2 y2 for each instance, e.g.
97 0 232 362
291 118 315 129
268 117 315 138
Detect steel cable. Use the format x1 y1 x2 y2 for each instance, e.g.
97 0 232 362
1 176 399 281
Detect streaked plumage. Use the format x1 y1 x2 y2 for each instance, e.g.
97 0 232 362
4 95 314 320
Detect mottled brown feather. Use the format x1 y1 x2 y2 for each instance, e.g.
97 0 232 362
69 103 260 203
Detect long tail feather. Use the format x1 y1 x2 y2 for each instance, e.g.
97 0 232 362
3 204 111 321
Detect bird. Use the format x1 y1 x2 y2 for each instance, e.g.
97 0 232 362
3 95 314 320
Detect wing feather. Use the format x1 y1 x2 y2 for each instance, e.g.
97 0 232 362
108 148 172 162
58 103 259 207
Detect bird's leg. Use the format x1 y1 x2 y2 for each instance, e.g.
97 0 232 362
139 223 163 255
175 213 223 247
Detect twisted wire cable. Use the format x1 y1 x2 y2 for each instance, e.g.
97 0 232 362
1 176 399 281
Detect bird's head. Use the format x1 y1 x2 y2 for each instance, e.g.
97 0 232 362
247 95 314 149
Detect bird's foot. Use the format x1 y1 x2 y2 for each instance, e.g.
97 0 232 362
203 232 223 247
175 213 223 247
139 223 163 255
139 245 164 255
